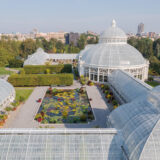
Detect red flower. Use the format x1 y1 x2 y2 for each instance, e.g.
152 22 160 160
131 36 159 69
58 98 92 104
37 117 42 122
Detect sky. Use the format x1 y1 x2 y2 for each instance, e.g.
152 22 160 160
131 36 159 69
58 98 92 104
0 0 160 34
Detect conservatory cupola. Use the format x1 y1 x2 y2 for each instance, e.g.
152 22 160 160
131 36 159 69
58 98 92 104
99 19 127 44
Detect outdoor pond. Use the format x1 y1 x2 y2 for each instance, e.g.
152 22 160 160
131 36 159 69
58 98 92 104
35 88 94 124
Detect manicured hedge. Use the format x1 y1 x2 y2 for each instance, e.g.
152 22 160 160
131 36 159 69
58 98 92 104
8 74 73 87
24 64 72 74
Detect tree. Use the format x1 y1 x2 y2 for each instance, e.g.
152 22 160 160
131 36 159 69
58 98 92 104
8 59 23 68
56 41 64 53
153 39 160 58
0 48 9 66
128 38 153 59
20 39 37 58
77 34 87 50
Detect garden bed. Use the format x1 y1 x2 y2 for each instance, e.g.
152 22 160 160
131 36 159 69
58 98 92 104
35 88 94 124
99 84 119 110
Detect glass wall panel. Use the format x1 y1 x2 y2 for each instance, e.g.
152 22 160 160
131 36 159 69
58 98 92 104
94 75 97 81
104 76 108 82
99 75 103 82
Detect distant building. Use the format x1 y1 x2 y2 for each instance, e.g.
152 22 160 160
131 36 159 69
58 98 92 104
65 32 80 46
137 23 144 36
87 30 98 36
148 32 156 38
35 32 67 43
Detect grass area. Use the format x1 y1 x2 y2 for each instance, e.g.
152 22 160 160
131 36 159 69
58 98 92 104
146 81 160 87
15 88 34 102
5 87 34 111
0 67 14 75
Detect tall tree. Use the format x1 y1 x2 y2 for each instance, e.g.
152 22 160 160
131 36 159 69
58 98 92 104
20 39 37 58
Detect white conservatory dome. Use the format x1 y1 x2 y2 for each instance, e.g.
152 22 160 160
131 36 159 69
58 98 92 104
78 20 149 82
0 79 15 110
81 20 147 68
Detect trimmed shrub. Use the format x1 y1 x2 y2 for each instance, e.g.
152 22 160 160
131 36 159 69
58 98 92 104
8 74 73 87
24 64 72 74
20 69 25 75
45 69 50 74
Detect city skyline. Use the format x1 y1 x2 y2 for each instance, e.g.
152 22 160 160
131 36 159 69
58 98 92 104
0 0 160 34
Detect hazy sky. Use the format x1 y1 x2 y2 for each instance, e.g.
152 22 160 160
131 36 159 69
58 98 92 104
0 0 160 34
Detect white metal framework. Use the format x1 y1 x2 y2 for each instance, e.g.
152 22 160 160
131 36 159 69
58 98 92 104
78 20 149 82
0 70 160 160
0 79 15 110
108 70 152 103
108 70 160 160
24 48 78 66
0 129 122 160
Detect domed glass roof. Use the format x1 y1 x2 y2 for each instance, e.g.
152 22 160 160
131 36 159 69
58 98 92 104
81 43 147 67
80 20 148 68
24 48 49 66
0 79 15 107
99 19 127 44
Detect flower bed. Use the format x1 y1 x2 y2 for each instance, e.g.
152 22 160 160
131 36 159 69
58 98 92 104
0 111 8 127
100 84 119 109
35 88 94 124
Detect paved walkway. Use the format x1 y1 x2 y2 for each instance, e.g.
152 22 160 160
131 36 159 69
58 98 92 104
4 82 111 128
4 87 48 128
5 67 19 74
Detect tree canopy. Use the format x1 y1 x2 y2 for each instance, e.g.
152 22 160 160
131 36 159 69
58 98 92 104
128 37 160 75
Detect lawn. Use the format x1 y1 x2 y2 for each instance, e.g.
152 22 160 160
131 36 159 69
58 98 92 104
0 67 14 75
5 87 34 111
15 88 34 102
146 81 160 87
35 88 94 124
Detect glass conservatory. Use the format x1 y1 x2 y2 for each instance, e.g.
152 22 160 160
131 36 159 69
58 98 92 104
0 129 122 160
78 20 149 82
0 70 160 159
108 71 160 160
24 48 79 66
108 70 152 103
0 79 15 110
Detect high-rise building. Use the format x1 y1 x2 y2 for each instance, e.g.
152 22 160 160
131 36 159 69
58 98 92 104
65 32 80 46
137 23 144 36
